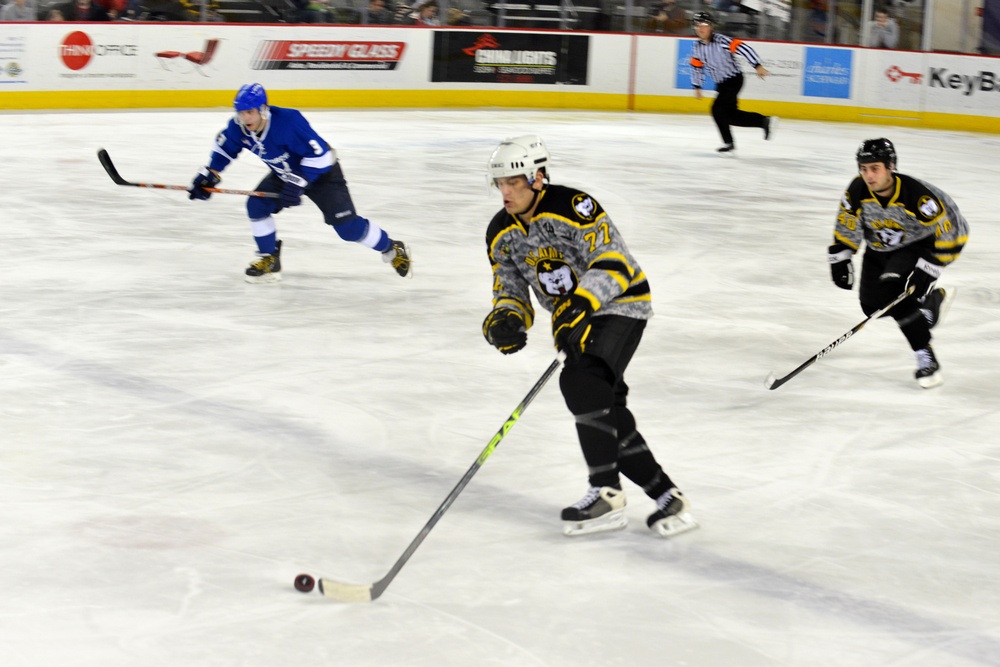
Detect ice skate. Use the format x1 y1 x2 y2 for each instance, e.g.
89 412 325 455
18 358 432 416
915 346 943 388
764 116 779 140
382 240 412 278
717 143 735 153
245 239 282 284
561 486 627 536
646 488 699 538
920 287 955 330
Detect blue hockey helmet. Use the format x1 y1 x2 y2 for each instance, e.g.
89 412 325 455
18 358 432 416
234 83 267 112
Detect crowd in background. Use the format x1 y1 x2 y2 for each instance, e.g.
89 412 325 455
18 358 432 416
0 0 993 57
0 0 475 23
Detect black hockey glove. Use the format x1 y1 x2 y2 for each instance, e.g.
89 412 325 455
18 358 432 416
828 244 854 290
188 167 220 201
279 178 306 208
905 257 942 298
483 309 527 355
552 292 595 358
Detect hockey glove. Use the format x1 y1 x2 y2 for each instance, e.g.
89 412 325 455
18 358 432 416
279 177 306 209
483 309 527 355
552 292 596 357
188 167 221 201
828 244 854 290
905 257 942 298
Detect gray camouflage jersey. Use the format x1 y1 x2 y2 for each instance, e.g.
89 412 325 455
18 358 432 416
485 184 652 331
835 173 968 266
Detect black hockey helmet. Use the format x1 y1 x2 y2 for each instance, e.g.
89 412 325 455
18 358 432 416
856 138 897 169
691 11 714 26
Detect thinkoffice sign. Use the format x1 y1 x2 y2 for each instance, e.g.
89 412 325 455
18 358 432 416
432 32 588 85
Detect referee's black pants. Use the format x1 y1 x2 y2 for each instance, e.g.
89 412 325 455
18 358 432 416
712 73 766 146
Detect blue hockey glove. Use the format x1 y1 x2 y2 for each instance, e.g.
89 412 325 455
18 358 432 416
905 257 942 298
483 309 527 355
828 244 854 290
188 167 220 201
279 178 306 208
552 292 596 357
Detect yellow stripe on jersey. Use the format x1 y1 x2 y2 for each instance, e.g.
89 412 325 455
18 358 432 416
575 287 602 311
834 230 860 250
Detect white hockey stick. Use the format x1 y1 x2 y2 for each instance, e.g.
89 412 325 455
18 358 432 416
319 353 566 602
765 286 914 390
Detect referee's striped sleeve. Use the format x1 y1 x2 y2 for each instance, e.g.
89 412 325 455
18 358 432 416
730 38 763 68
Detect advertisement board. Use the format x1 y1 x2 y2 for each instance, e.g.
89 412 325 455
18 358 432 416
860 50 925 111
672 39 803 99
0 26 29 87
431 31 589 85
1 24 999 132
802 46 852 99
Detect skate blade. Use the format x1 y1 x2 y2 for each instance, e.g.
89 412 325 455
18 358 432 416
244 273 282 284
650 511 699 538
563 511 628 537
917 372 943 389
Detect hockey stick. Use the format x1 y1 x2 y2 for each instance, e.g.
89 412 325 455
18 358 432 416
97 149 279 198
764 286 915 390
319 353 566 603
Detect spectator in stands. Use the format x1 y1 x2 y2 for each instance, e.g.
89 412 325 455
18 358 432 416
298 0 332 22
176 0 221 20
715 0 756 14
143 0 188 20
61 0 109 20
48 7 65 18
412 0 439 25
863 7 899 48
446 5 469 24
364 0 395 23
806 0 827 40
93 0 126 19
646 0 686 34
1 0 37 20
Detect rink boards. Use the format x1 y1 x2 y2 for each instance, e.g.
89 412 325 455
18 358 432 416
1 23 998 133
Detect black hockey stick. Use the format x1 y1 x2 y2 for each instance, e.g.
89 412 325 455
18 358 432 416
97 149 279 198
318 354 566 603
765 286 915 390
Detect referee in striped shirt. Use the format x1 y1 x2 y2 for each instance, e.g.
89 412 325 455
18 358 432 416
690 11 777 153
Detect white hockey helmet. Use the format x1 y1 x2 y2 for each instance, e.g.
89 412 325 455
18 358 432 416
488 135 550 186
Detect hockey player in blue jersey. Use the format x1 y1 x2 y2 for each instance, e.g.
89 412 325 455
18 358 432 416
188 83 412 283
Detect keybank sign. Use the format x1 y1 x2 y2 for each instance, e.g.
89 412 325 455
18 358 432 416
928 67 1000 96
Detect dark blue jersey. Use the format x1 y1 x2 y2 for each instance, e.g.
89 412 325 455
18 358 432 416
207 106 334 187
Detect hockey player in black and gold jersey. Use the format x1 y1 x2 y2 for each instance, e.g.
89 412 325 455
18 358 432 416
481 135 697 539
829 138 969 388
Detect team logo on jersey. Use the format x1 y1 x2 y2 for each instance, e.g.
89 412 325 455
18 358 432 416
536 259 578 297
572 194 597 221
917 195 941 220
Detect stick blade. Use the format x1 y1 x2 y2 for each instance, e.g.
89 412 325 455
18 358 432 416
764 372 781 390
97 148 128 185
318 578 375 603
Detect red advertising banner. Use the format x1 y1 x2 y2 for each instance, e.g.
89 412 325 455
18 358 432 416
250 40 406 71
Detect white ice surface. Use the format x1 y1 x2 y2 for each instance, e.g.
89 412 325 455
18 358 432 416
1 109 999 667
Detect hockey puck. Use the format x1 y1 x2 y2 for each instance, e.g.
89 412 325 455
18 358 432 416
294 573 315 593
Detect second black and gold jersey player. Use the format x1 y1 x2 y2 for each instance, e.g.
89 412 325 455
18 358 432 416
829 137 969 388
481 134 698 539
